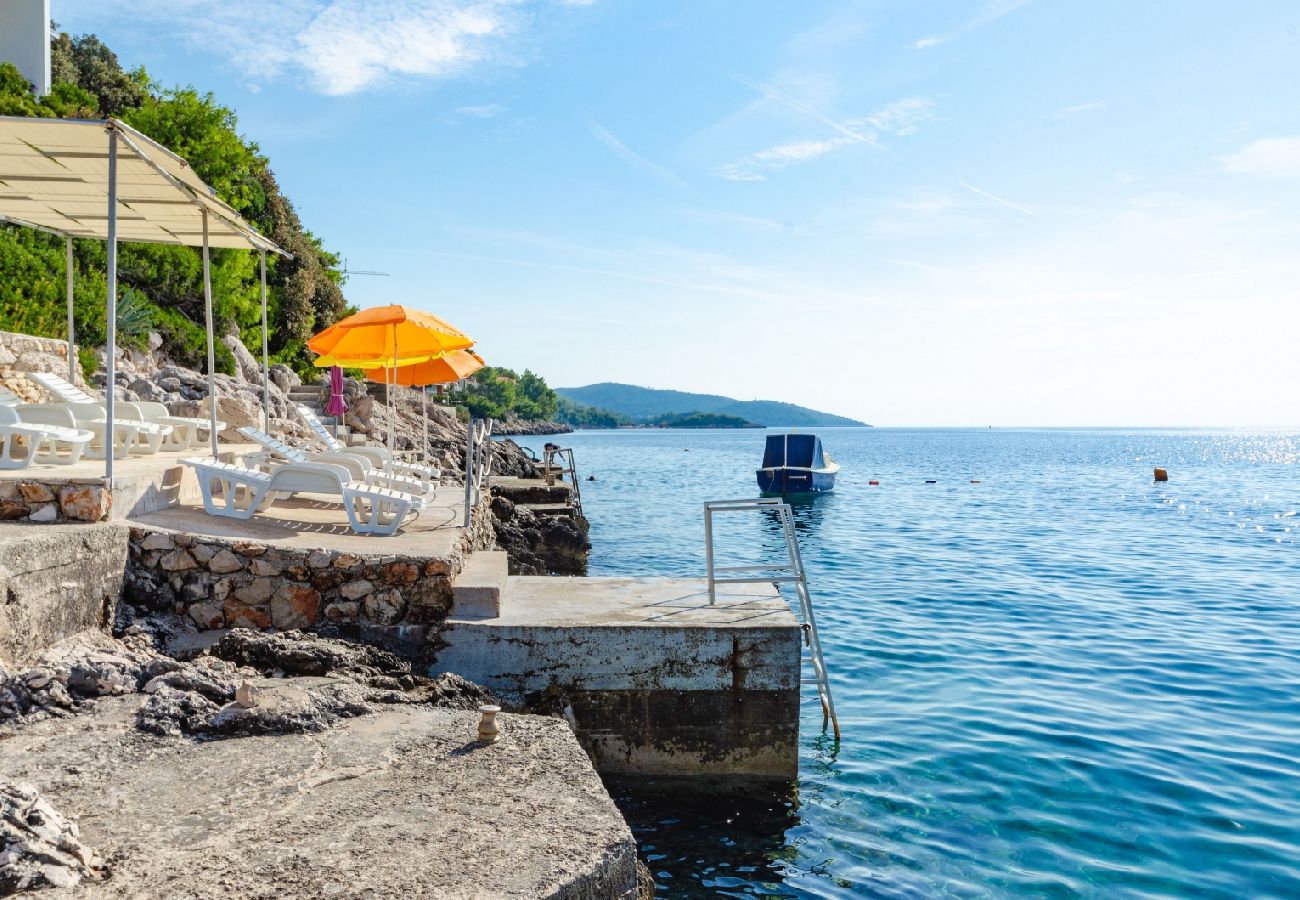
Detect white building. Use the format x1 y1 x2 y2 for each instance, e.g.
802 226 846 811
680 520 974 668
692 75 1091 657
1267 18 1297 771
0 0 52 96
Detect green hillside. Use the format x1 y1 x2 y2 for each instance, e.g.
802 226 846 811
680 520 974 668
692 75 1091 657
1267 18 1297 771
555 383 867 427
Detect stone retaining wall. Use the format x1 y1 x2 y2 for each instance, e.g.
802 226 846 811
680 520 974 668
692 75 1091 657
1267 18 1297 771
0 479 111 523
125 500 496 659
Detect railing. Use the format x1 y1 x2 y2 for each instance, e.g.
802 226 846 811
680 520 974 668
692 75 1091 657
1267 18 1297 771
542 446 583 516
463 417 493 527
703 498 840 740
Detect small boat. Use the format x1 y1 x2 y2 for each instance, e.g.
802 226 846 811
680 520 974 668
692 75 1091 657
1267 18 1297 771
756 432 839 494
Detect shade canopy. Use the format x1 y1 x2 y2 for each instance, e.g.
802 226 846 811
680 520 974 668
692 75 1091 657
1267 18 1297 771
360 350 484 387
307 304 473 368
0 117 284 254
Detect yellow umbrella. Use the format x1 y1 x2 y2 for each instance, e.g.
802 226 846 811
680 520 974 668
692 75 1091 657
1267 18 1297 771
307 305 473 458
360 351 485 387
360 351 485 464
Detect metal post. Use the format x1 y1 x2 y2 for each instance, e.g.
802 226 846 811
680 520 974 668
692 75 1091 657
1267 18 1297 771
202 210 217 456
704 503 715 604
421 385 428 464
104 127 118 483
259 249 269 434
463 419 475 527
65 235 75 384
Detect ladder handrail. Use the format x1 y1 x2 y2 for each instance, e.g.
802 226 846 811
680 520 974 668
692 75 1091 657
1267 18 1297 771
463 417 493 527
703 498 840 740
542 446 583 516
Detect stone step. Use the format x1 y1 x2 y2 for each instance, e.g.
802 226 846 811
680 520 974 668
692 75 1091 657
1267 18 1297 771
451 550 508 619
345 434 369 447
521 502 576 519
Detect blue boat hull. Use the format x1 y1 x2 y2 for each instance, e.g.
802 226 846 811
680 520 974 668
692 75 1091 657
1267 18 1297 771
756 467 837 494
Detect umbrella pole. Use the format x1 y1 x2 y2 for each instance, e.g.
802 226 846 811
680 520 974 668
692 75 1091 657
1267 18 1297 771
388 323 396 463
421 384 428 464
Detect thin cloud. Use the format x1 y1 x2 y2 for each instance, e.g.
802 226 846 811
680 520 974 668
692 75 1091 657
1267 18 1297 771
959 182 1040 217
727 74 886 150
66 0 592 95
456 103 506 118
589 121 689 190
1053 100 1107 119
1218 136 1300 178
715 93 934 182
910 0 1035 49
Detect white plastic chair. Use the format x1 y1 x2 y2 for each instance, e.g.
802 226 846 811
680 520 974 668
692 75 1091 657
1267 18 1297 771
294 403 439 488
24 372 172 457
183 456 419 535
238 425 436 503
0 403 94 469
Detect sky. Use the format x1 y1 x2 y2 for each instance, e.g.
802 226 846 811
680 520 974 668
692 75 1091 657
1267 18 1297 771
51 0 1300 426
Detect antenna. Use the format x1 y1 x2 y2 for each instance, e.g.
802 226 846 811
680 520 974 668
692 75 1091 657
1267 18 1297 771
332 257 390 277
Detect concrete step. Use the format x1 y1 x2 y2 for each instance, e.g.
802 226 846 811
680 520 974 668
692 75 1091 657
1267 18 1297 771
346 434 369 447
521 502 576 519
451 550 508 619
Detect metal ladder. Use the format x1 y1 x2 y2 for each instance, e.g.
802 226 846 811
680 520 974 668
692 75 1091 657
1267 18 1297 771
542 447 583 516
703 498 840 740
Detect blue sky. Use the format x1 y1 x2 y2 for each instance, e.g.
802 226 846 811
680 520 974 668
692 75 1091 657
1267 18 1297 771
54 0 1300 426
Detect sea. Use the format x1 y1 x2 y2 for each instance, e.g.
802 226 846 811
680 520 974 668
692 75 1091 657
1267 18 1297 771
542 426 1300 899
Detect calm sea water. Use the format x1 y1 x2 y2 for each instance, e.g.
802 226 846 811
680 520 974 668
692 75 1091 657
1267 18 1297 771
545 427 1300 899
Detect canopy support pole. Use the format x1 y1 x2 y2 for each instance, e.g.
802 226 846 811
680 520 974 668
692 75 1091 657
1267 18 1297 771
421 386 428 464
65 236 75 385
259 249 270 435
202 210 218 456
104 127 118 484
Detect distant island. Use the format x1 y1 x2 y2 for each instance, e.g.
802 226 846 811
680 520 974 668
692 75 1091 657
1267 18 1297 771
554 383 867 429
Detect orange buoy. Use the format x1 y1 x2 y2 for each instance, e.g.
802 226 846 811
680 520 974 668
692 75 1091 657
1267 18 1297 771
1154 467 1168 482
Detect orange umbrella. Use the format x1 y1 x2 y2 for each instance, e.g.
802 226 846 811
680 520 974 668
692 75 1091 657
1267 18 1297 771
308 305 473 458
307 305 473 367
361 350 484 387
361 351 485 463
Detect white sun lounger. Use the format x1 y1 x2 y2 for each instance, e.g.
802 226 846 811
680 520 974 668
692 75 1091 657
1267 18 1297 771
0 403 94 469
120 400 226 450
0 386 148 460
182 456 420 536
237 426 435 503
294 404 439 487
24 372 172 457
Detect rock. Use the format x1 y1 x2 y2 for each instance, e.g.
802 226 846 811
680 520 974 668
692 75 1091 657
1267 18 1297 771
141 532 175 551
159 549 198 572
0 781 101 893
0 498 30 520
123 565 176 612
207 548 245 574
333 553 362 569
324 601 360 623
339 578 375 601
187 602 225 629
27 503 57 522
235 681 260 708
128 377 167 402
233 541 267 557
210 630 413 685
271 584 321 630
249 558 281 577
17 482 54 503
57 485 111 522
135 684 221 736
233 577 274 605
307 550 333 569
222 325 263 384
190 543 216 564
205 681 373 737
270 363 301 394
222 599 272 629
364 590 406 625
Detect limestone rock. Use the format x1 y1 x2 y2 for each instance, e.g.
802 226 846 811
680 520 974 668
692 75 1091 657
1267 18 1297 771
17 483 54 503
233 577 274 605
339 578 375 601
158 549 197 572
271 584 321 630
57 485 111 522
0 781 101 893
187 602 225 630
27 503 57 523
364 590 406 625
207 549 244 574
222 599 272 629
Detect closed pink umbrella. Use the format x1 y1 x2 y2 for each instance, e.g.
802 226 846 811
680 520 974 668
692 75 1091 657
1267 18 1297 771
326 365 347 418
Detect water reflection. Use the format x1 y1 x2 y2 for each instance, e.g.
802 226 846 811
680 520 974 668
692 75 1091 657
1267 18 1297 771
603 775 804 898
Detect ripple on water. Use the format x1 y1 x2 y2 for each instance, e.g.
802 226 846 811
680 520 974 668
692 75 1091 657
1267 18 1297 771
561 427 1300 898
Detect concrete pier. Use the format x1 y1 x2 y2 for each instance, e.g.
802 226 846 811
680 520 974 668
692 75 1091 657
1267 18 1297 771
435 575 803 778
